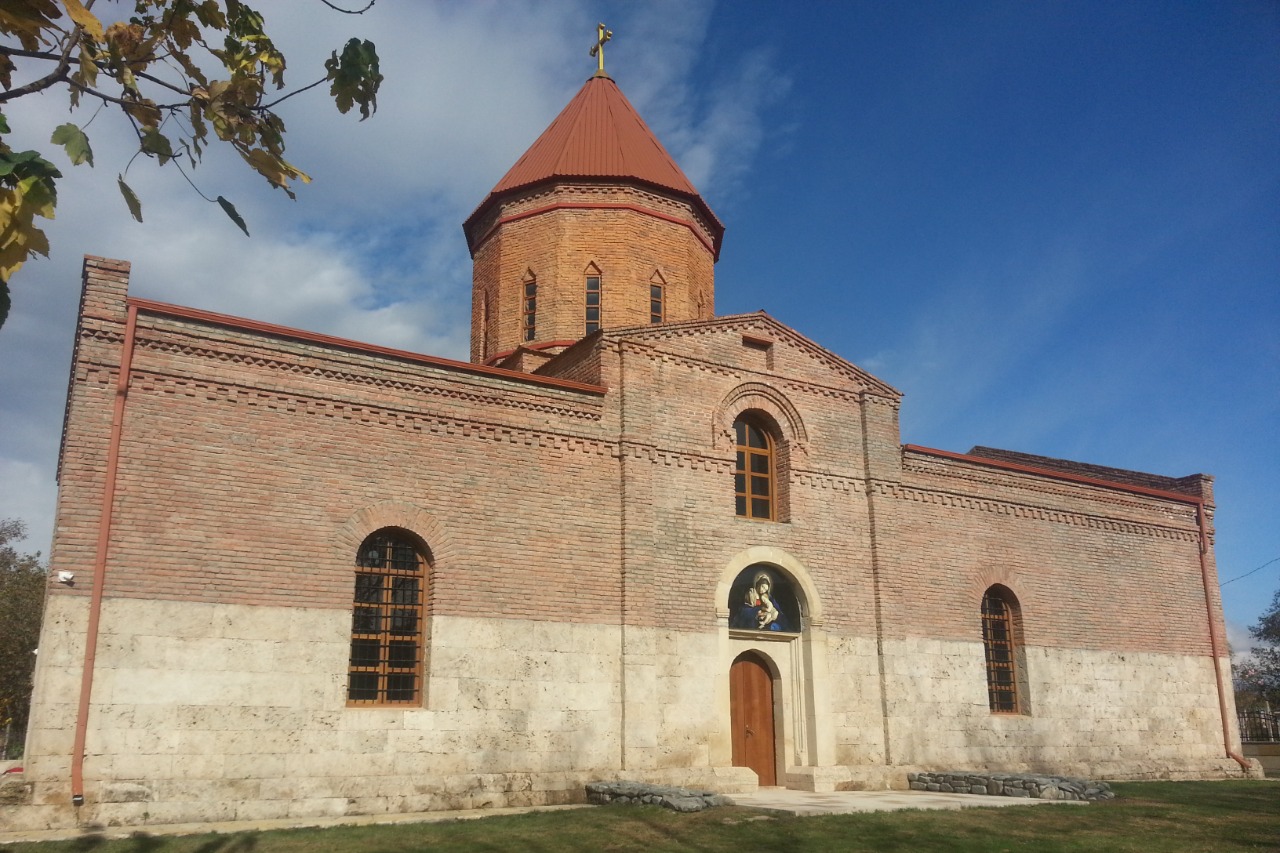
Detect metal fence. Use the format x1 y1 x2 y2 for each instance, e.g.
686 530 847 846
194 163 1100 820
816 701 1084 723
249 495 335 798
1238 709 1280 742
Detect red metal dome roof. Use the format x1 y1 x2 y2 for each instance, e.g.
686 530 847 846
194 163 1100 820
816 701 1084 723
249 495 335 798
465 75 723 253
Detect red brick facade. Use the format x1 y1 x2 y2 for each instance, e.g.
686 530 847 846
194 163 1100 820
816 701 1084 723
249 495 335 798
16 74 1253 832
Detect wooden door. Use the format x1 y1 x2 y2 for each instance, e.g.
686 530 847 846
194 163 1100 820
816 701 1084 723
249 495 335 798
730 653 777 786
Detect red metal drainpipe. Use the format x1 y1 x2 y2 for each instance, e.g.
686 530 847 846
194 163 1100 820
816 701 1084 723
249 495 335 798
70 304 138 806
1195 502 1252 773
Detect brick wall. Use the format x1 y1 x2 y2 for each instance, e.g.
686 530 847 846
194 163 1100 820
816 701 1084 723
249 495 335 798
468 183 716 363
880 449 1217 656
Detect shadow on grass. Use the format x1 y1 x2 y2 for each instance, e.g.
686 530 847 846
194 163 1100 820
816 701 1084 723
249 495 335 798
66 833 258 853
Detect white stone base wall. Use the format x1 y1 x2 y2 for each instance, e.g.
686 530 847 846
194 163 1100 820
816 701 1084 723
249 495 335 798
18 598 631 830
13 597 1249 831
881 637 1242 778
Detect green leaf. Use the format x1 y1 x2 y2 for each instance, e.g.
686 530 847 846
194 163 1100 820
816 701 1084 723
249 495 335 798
217 196 249 236
140 129 173 164
0 112 10 135
0 150 50 174
117 176 142 222
51 124 94 167
326 39 382 120
0 280 9 332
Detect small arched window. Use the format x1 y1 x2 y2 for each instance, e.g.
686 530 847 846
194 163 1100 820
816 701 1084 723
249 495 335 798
348 529 427 705
734 416 775 520
981 586 1023 714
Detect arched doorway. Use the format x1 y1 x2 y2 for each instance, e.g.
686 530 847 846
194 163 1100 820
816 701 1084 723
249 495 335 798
729 652 777 786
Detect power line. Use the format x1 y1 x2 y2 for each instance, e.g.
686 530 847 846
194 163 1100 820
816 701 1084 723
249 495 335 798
1221 555 1280 586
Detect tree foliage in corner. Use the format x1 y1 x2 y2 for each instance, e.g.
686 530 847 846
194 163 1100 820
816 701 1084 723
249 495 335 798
0 519 46 760
0 0 383 329
1234 588 1280 710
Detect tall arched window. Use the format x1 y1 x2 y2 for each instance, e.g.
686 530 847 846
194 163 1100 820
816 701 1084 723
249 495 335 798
734 416 775 520
522 271 537 342
585 264 602 334
982 586 1022 713
348 529 427 705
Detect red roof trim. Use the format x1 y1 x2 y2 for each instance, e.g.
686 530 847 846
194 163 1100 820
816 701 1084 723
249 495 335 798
126 297 607 396
902 444 1202 505
470 201 717 258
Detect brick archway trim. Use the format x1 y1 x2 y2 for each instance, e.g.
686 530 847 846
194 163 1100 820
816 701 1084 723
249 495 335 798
713 382 808 455
335 501 454 574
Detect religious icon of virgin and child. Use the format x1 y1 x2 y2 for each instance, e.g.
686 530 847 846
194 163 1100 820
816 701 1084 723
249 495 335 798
730 569 790 631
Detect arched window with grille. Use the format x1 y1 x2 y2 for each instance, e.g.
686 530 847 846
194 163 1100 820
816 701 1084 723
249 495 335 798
734 415 775 521
348 529 427 705
981 585 1026 714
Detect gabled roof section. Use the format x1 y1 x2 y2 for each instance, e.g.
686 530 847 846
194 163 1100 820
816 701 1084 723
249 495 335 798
465 75 723 251
549 312 901 400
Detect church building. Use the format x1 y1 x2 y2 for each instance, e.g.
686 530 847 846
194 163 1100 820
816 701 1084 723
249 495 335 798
13 45 1253 830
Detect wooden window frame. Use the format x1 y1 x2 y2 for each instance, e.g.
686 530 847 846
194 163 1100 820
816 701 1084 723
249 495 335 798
347 530 426 706
585 268 602 334
522 274 537 342
982 588 1020 714
734 416 775 521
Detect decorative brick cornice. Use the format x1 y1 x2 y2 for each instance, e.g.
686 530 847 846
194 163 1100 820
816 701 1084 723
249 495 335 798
126 368 616 458
793 470 864 494
875 480 1200 543
131 330 605 423
127 297 607 397
905 445 1204 505
902 453 1202 524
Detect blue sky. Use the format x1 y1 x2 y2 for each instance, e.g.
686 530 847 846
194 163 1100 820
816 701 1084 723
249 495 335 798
0 2 1276 644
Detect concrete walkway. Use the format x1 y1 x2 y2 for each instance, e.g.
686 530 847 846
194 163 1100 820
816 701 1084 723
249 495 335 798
732 787 1082 816
0 790 1074 845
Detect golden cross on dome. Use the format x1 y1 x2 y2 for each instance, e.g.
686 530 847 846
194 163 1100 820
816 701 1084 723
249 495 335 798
590 22 613 77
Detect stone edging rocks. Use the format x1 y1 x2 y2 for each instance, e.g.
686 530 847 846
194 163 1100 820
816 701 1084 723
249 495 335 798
586 781 735 812
908 771 1115 801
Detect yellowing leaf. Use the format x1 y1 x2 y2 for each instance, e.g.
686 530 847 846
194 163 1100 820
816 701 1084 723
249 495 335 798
61 0 104 42
123 99 162 130
240 147 309 194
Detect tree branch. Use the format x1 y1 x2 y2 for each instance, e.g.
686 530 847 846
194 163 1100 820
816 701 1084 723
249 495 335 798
0 29 80 103
260 75 329 110
67 79 189 112
318 0 378 13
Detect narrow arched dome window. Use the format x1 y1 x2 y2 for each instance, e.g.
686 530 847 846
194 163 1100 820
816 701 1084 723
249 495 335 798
522 271 537 342
585 264 603 334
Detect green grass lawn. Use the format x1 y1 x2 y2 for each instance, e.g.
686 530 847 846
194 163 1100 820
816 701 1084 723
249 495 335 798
6 781 1277 853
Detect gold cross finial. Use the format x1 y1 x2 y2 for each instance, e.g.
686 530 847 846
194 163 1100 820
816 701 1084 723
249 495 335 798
589 22 612 77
